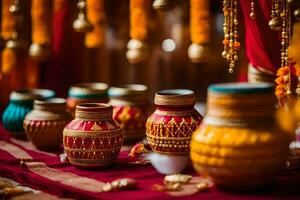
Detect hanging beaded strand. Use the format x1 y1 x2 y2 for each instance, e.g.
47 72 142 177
250 0 255 19
222 0 240 73
275 0 291 105
222 0 229 59
269 0 282 31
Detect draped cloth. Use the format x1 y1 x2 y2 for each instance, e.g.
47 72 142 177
240 0 281 77
0 123 299 199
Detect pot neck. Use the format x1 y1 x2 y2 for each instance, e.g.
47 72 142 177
33 98 67 112
156 104 195 111
75 103 113 121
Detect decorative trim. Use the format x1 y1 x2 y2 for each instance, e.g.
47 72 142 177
0 141 33 160
63 128 123 137
154 109 197 117
26 162 105 193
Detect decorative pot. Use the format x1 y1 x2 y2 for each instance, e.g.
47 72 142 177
108 84 149 143
146 89 202 155
190 83 291 190
23 98 73 150
66 82 109 113
63 103 123 168
2 89 56 139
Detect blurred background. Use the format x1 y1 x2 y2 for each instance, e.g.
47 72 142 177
0 0 248 108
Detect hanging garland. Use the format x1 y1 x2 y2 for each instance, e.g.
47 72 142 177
126 0 150 64
274 0 292 106
188 0 210 63
29 0 53 62
85 0 106 48
1 0 18 74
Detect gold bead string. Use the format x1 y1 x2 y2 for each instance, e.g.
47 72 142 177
269 0 282 31
222 0 240 74
250 0 255 19
275 0 292 105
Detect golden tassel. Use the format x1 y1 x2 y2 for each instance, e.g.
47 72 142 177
85 0 106 48
1 0 17 74
188 0 210 63
126 0 150 64
29 0 52 62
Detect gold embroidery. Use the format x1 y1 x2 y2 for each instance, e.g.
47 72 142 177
0 141 33 160
26 162 105 193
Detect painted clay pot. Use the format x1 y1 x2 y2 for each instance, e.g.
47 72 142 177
146 89 202 155
63 103 123 168
2 89 56 139
190 83 291 190
109 84 149 143
66 82 109 113
23 98 73 150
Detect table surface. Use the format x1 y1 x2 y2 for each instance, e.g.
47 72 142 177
0 124 300 200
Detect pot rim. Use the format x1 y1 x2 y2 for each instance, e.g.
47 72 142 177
75 103 113 120
154 89 195 106
68 82 109 97
208 82 274 94
10 88 56 101
76 103 111 110
34 98 66 105
108 84 148 97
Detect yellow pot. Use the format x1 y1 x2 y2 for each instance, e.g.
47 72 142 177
190 83 290 190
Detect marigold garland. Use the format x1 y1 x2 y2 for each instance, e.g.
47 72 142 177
85 0 106 48
190 0 210 44
275 66 290 105
31 0 52 46
1 0 16 74
129 0 150 41
1 0 15 40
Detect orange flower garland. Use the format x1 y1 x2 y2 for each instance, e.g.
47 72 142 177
190 0 210 45
31 0 52 46
126 0 151 63
1 0 16 74
129 0 150 41
275 66 290 105
188 0 210 63
29 0 53 61
85 0 106 48
1 0 15 41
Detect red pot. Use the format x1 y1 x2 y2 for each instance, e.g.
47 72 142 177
146 89 202 155
108 84 149 143
63 103 123 168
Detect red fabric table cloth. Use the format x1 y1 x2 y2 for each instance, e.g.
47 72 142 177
0 124 300 200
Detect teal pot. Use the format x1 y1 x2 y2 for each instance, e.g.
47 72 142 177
2 89 56 139
67 82 109 113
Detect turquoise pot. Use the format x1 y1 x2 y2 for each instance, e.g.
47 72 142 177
2 89 55 139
